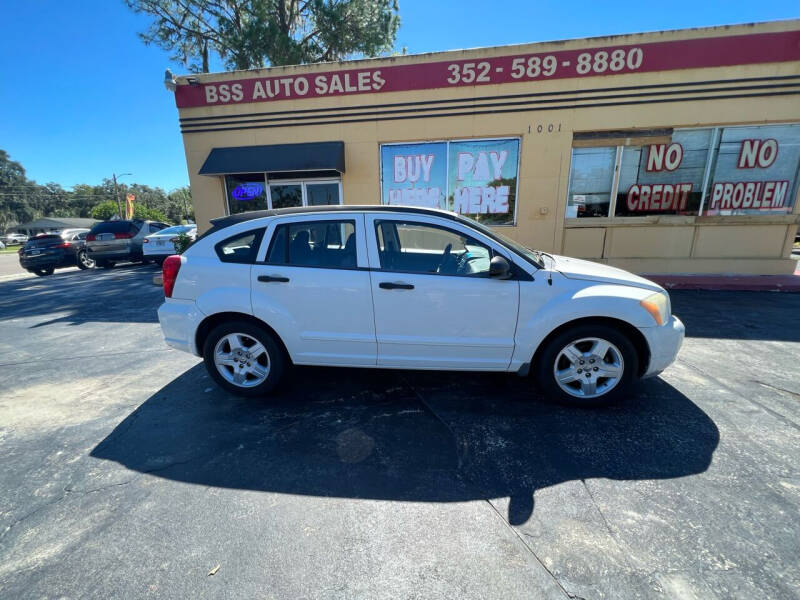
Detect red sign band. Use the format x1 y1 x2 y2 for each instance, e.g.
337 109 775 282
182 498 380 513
175 30 800 108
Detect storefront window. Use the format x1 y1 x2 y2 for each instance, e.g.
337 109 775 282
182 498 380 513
567 124 800 219
704 124 800 215
225 174 268 214
306 183 341 205
566 147 616 218
270 184 303 209
614 129 713 216
225 176 341 213
380 137 520 225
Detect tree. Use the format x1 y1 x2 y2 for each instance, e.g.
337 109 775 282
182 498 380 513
168 186 194 222
125 0 400 72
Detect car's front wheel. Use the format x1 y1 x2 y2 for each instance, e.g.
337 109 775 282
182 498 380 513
203 321 286 397
534 323 638 407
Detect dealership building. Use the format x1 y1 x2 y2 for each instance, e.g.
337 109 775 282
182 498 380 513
171 20 800 275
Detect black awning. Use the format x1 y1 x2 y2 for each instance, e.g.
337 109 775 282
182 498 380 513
199 141 345 175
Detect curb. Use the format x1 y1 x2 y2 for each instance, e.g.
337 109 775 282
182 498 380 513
646 275 800 293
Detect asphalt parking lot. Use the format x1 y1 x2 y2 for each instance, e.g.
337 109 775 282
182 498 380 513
0 265 798 599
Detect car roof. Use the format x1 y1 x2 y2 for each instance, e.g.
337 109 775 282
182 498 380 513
209 205 462 231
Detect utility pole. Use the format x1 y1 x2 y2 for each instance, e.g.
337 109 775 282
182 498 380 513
112 173 132 219
112 174 121 218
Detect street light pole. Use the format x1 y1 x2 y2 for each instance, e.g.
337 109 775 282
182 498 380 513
112 173 132 218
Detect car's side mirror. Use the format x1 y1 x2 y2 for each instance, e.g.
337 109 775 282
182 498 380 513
489 255 512 279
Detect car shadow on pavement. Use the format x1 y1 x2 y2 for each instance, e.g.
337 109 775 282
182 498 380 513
91 364 719 525
0 263 162 327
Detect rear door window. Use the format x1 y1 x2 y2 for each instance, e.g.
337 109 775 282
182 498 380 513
215 229 265 264
266 220 356 268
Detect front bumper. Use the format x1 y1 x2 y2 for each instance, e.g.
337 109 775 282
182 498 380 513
157 299 206 356
640 315 685 378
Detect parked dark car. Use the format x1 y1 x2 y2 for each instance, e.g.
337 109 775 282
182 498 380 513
18 229 94 276
85 220 170 268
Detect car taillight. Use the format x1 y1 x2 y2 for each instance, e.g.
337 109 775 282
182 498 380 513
86 234 96 241
114 232 134 239
56 242 70 249
162 255 182 298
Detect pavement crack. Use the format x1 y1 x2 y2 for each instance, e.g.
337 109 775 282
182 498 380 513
0 348 171 368
753 380 800 400
680 357 800 432
0 492 69 541
402 377 468 471
484 499 575 599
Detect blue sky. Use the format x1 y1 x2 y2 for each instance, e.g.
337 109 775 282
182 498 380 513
1 1 797 192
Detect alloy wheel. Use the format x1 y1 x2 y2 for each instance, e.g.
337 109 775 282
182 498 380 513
79 251 95 268
213 332 271 388
553 337 624 399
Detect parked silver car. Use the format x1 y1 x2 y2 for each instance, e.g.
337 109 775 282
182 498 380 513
85 220 170 269
2 232 29 245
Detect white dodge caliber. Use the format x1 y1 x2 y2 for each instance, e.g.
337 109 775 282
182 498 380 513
157 206 684 406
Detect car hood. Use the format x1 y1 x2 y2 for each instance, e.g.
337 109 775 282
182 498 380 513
551 254 663 292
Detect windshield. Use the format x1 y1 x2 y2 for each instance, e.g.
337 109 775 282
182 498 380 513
457 214 544 268
155 225 194 236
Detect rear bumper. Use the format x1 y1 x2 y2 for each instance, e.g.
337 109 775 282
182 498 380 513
86 249 134 260
157 299 205 356
640 315 685 378
20 252 71 269
143 246 176 258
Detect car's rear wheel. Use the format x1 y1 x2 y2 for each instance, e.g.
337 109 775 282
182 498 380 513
534 323 638 407
203 320 286 397
76 250 95 269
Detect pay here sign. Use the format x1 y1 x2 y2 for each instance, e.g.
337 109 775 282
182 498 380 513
381 138 520 225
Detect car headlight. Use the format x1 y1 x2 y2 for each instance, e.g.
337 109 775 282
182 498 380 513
640 291 670 326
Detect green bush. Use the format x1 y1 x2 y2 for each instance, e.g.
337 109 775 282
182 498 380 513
173 231 193 254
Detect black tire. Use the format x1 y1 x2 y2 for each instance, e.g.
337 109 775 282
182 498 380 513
202 320 286 397
534 323 638 408
101 261 115 269
34 266 54 277
76 250 95 270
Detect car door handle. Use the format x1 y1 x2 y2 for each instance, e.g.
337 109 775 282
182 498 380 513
258 275 290 283
379 281 414 290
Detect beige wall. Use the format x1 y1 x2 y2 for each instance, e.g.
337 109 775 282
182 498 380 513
176 20 800 275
